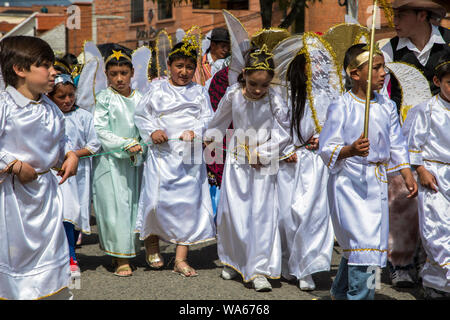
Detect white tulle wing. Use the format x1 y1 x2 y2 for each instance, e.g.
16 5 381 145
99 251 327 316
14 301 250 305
155 29 172 79
223 9 250 85
76 56 106 113
131 46 152 94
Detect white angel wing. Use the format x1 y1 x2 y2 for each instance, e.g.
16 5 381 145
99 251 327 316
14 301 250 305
202 30 212 56
75 56 107 113
155 29 172 79
272 35 304 86
131 46 152 94
386 61 432 125
302 32 342 133
176 28 185 44
223 9 250 85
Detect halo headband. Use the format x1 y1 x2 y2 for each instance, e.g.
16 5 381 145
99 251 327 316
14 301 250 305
105 50 132 65
345 44 383 76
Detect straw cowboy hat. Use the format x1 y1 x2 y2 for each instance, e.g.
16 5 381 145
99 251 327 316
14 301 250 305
391 0 447 19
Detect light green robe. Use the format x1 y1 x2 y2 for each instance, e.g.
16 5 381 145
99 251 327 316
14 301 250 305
92 87 144 258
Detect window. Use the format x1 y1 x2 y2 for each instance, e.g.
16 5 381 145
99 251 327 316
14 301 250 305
158 0 173 20
193 0 249 10
131 0 144 23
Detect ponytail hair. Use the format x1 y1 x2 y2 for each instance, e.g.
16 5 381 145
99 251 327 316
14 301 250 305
287 53 308 144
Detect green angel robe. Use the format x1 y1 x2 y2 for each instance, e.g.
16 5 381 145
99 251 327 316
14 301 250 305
92 87 144 258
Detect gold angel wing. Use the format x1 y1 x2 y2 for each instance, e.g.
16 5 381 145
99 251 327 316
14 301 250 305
155 29 172 79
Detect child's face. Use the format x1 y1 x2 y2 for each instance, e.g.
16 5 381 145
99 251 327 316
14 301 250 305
434 73 450 103
106 65 134 95
243 70 272 100
354 54 386 91
50 84 76 113
169 58 196 86
15 60 57 97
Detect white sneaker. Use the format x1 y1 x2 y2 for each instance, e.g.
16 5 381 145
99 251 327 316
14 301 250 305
221 266 238 280
252 276 272 292
391 268 415 288
299 274 316 291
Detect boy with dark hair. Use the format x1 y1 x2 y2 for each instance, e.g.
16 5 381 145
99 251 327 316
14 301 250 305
319 43 418 300
92 44 144 277
0 35 79 299
402 54 450 299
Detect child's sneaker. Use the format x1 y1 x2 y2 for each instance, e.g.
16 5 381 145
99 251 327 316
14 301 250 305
221 266 238 280
390 267 415 288
252 276 272 292
423 286 450 300
70 257 80 275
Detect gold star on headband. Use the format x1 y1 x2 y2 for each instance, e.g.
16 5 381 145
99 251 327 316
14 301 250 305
245 44 274 71
105 49 132 65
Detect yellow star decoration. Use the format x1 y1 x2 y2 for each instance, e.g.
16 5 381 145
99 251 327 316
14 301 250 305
247 44 274 71
110 50 125 61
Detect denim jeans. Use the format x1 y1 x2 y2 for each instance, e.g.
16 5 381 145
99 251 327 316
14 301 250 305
331 257 376 300
63 221 80 262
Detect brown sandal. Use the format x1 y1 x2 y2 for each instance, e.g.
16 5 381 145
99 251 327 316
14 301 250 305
172 258 198 277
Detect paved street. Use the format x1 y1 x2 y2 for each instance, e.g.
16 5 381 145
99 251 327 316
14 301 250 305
72 223 424 301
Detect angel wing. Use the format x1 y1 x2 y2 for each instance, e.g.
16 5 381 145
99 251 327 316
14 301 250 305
272 35 304 87
75 56 107 113
155 29 172 79
302 32 342 133
185 26 204 84
222 9 250 85
386 61 432 125
131 46 152 94
176 28 186 44
202 29 212 56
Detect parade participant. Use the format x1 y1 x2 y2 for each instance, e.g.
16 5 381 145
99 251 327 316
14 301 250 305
48 73 101 276
402 54 450 299
92 44 144 277
381 0 449 286
0 35 78 299
193 27 230 86
319 43 418 300
204 44 291 292
134 36 215 277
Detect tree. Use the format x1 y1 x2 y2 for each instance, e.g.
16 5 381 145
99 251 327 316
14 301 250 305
260 0 322 29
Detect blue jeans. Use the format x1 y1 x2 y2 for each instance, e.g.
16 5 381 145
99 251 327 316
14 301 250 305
331 257 376 300
63 222 80 262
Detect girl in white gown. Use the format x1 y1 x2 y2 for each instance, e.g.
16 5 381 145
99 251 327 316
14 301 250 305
204 45 290 292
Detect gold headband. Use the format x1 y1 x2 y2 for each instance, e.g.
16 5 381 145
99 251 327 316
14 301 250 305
105 50 132 65
345 44 383 76
54 61 71 74
244 44 274 71
435 60 450 71
168 34 199 59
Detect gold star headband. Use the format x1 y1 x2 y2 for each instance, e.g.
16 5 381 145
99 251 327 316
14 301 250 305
345 43 383 76
244 44 274 71
168 34 200 59
105 50 132 65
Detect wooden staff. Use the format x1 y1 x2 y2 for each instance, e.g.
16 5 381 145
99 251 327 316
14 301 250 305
364 0 378 138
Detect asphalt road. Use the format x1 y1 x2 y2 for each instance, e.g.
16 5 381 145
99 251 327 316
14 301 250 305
71 223 424 302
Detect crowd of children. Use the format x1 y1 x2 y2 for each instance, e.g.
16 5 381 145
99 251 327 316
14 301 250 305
0 0 448 300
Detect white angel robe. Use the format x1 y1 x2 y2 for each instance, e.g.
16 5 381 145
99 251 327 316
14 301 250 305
402 94 450 292
53 107 101 234
0 86 71 299
134 79 216 245
275 91 334 280
204 83 291 282
318 91 410 267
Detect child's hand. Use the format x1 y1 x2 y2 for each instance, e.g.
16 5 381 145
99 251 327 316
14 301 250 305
179 130 195 142
284 153 298 163
305 136 319 151
400 167 418 198
12 160 37 184
58 151 79 185
151 130 168 144
127 144 142 154
416 165 438 193
350 133 370 157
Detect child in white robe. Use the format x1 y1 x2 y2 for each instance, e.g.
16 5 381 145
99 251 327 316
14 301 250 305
134 40 215 277
0 36 79 300
48 73 101 275
204 45 290 292
402 55 450 299
318 43 418 300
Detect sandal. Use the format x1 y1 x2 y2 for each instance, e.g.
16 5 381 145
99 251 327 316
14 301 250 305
173 258 198 277
145 240 164 269
112 258 133 277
